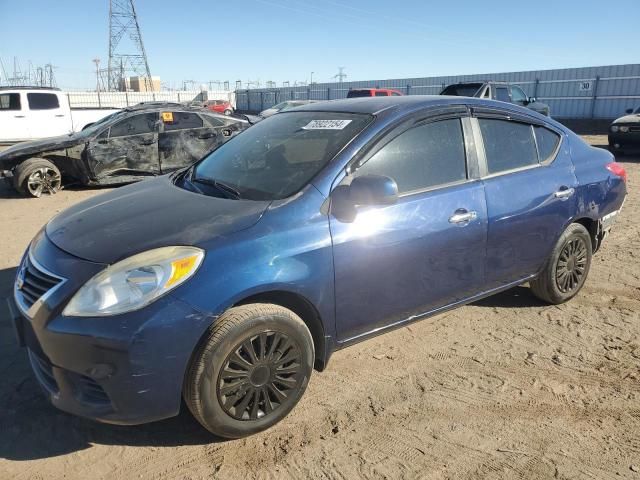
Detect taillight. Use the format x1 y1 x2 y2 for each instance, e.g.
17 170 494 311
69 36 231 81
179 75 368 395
606 162 627 183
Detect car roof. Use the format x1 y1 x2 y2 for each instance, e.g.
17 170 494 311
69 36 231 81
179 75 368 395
0 86 62 92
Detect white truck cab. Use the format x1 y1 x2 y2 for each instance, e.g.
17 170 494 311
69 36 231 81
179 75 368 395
0 87 117 144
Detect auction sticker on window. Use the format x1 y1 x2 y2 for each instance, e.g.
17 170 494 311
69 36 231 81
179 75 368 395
302 119 352 130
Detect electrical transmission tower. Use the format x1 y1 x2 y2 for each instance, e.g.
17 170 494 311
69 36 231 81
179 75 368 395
108 0 152 91
334 67 347 83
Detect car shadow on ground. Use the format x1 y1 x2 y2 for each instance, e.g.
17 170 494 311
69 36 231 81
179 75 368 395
0 266 224 462
472 285 547 308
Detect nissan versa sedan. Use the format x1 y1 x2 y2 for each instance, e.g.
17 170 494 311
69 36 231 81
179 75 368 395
9 96 627 438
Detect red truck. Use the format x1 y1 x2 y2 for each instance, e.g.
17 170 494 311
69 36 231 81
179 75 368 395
346 88 403 98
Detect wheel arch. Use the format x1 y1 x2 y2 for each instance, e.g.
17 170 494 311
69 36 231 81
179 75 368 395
571 216 600 253
234 290 329 371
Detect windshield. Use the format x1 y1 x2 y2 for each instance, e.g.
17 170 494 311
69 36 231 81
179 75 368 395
635 106 640 114
269 102 290 111
440 83 483 97
76 111 123 137
192 111 372 200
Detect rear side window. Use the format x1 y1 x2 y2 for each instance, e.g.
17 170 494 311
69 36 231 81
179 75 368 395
534 126 561 162
165 112 203 131
479 119 538 174
355 118 467 194
204 115 225 127
110 113 157 137
495 87 510 102
440 83 483 96
391 92 402 96
374 91 387 97
0 93 20 110
27 93 60 110
346 90 372 98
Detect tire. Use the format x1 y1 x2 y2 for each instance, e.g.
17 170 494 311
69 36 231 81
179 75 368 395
184 303 314 438
530 223 592 304
13 158 62 198
224 109 232 116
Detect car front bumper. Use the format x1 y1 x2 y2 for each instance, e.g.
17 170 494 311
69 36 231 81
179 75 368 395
609 132 640 151
11 232 213 425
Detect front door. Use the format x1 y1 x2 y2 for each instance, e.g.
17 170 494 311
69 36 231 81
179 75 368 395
158 111 221 172
330 115 487 342
87 112 159 180
473 113 578 288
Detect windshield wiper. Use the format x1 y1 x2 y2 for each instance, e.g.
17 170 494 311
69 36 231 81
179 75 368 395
192 175 242 199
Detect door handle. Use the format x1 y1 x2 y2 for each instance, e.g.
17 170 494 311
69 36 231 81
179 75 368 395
449 209 477 224
198 132 214 139
14 115 25 118
140 139 155 145
554 187 575 199
55 114 65 117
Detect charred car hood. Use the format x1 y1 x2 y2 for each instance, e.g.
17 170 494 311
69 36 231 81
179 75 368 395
612 114 640 124
0 134 84 163
45 176 270 264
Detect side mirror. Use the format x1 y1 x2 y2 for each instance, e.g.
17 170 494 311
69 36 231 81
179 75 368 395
626 108 634 114
349 174 398 206
527 97 536 104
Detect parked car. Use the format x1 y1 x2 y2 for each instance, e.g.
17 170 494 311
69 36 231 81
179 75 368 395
9 96 626 439
0 87 119 144
204 99 234 116
441 81 551 116
259 100 318 118
0 103 248 197
609 105 640 155
347 88 403 98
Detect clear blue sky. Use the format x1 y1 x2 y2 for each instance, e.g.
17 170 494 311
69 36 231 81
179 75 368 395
1 0 638 90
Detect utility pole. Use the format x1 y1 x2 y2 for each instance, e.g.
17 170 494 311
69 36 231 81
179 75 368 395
310 71 314 85
93 58 101 92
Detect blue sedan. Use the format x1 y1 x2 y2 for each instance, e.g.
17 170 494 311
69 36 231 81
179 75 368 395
10 96 627 438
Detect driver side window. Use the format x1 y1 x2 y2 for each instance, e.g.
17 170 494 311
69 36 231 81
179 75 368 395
510 86 527 104
355 118 468 194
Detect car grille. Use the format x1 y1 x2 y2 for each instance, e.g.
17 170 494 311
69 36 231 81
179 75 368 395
28 349 59 394
630 126 640 133
15 254 63 311
77 376 111 406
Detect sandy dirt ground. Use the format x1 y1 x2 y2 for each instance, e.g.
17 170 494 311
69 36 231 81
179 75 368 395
0 136 638 479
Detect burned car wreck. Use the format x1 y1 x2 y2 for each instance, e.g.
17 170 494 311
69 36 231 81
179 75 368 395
0 102 249 197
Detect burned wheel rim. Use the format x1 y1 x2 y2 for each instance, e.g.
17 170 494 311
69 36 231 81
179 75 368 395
26 167 61 197
555 237 588 293
217 331 303 421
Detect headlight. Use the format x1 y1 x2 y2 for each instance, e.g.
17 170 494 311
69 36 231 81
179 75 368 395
63 246 204 317
619 126 630 133
610 125 619 133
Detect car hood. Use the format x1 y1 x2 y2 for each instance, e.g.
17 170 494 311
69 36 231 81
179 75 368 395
0 134 84 162
612 114 640 124
45 176 270 264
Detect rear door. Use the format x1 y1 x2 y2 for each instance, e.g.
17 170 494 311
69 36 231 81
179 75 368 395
472 109 577 288
87 112 159 179
158 111 220 172
26 92 70 137
331 109 488 341
0 92 29 141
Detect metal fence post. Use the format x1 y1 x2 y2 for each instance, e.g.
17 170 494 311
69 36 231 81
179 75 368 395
327 87 331 100
177 92 180 103
247 90 251 112
307 88 311 100
590 75 600 119
125 88 130 106
406 84 411 95
533 78 539 99
260 91 264 111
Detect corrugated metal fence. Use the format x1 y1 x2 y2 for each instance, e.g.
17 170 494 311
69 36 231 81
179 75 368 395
235 64 640 119
67 90 236 109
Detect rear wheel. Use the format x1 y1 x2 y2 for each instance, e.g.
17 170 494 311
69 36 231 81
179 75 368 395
530 223 592 304
13 158 62 198
184 303 314 438
223 109 232 116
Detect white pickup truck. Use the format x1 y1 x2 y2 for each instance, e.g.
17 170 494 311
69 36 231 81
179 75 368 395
0 87 119 145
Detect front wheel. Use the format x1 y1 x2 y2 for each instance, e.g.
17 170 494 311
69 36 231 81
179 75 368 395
530 223 592 304
13 158 62 198
223 109 233 116
184 303 314 438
